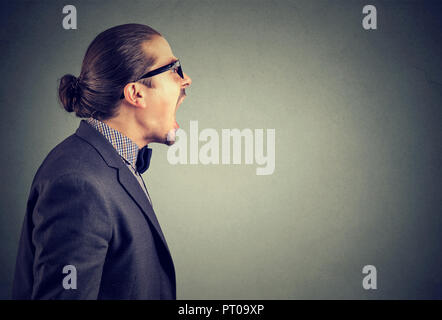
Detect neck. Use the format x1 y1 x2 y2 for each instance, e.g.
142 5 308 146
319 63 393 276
102 116 150 149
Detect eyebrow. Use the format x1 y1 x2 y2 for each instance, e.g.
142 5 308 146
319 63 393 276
164 58 178 66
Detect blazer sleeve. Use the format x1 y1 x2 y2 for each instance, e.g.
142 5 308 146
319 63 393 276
30 173 112 299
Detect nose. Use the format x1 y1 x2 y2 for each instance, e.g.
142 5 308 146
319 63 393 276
181 72 192 88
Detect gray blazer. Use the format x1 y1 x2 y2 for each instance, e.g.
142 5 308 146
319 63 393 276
12 120 176 299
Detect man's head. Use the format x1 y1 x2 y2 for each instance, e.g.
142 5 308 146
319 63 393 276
120 36 191 146
58 24 191 147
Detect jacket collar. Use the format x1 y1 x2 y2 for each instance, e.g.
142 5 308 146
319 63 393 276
86 117 140 171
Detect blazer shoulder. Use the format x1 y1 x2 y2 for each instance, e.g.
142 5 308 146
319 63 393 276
33 133 113 186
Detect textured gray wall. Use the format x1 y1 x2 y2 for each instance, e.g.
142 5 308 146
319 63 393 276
1 0 441 299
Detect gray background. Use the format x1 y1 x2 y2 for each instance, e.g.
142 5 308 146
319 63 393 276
1 0 441 299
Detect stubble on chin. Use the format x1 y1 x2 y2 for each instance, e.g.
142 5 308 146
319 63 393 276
165 129 176 146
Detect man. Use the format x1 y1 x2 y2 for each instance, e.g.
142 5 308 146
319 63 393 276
12 24 191 299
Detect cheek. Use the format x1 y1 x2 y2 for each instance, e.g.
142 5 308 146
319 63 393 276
146 80 180 124
158 86 180 113
145 94 176 126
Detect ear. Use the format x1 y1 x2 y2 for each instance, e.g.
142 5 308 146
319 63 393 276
122 83 149 108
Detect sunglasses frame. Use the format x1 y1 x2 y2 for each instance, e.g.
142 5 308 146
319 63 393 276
120 59 183 99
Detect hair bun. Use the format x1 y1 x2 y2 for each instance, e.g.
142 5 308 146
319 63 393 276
58 74 80 113
71 76 80 90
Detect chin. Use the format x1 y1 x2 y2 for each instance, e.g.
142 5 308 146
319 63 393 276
165 127 178 146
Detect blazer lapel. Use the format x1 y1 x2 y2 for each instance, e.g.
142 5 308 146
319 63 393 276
116 165 171 252
74 120 173 257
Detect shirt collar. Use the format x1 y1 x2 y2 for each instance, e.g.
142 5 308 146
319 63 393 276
86 117 140 170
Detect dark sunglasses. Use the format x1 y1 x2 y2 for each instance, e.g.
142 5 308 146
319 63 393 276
120 60 184 99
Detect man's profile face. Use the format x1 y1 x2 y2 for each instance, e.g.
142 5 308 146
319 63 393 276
138 36 191 145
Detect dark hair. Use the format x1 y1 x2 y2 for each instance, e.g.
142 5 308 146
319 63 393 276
58 24 161 120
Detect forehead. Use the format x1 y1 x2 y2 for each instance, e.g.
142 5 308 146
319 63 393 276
142 36 177 69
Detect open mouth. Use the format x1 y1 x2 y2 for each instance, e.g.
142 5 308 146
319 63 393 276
174 94 186 129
